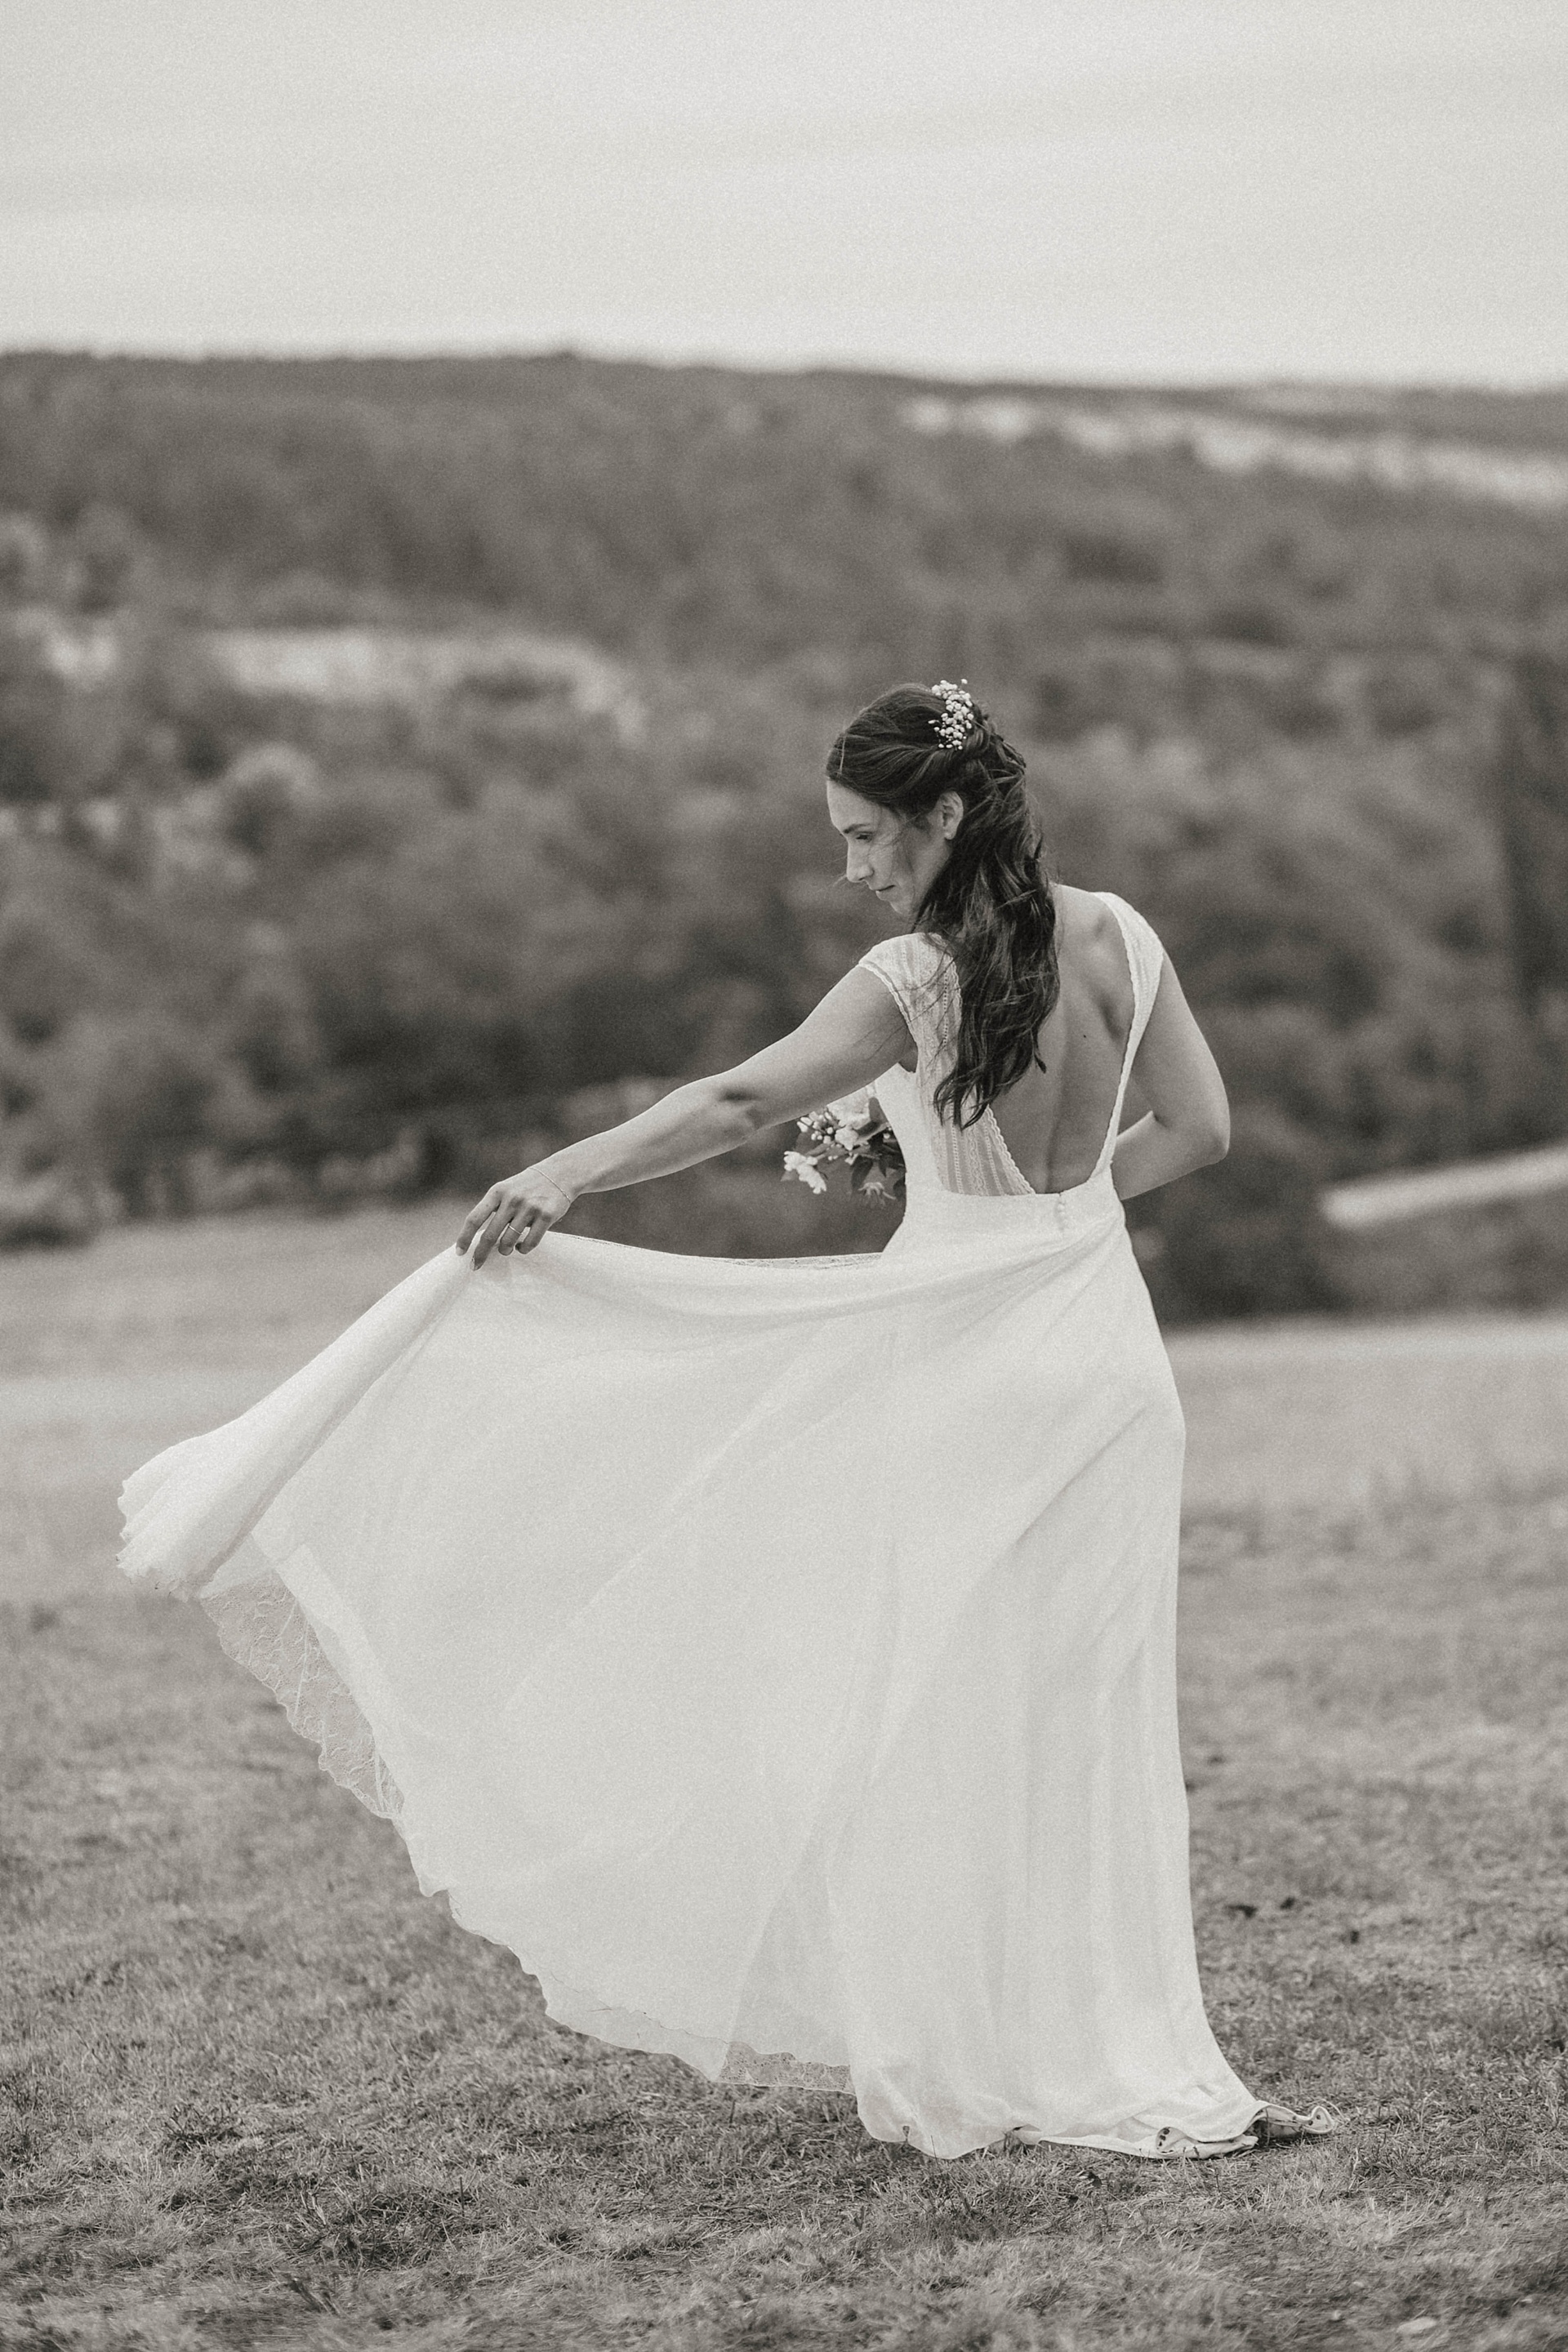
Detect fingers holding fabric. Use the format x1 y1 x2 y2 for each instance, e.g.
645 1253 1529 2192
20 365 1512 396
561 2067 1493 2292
497 1202 543 1257
458 1173 575 1265
464 1192 535 1267
456 1187 501 1258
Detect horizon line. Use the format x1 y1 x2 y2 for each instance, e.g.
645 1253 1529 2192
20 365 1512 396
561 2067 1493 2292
3 343 1566 400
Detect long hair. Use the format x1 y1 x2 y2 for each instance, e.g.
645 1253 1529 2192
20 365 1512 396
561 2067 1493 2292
826 683 1058 1127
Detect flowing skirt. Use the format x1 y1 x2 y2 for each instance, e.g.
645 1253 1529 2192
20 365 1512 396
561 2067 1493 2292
119 1170 1261 2158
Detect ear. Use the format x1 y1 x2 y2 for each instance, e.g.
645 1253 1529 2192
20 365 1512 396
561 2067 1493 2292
936 789 965 842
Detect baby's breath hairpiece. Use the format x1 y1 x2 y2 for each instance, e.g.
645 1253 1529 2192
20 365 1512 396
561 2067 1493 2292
930 678 975 753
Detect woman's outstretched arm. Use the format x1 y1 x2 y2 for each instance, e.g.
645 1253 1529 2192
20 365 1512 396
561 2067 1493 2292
1111 956 1230 1201
458 970 911 1264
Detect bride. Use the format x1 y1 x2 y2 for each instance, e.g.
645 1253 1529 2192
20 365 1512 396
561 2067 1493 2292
121 680 1330 2162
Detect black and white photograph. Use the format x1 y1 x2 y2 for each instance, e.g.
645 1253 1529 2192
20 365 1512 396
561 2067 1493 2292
2 4 1566 2345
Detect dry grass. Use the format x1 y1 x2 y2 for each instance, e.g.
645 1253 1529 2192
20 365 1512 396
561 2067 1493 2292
2 1208 1567 2350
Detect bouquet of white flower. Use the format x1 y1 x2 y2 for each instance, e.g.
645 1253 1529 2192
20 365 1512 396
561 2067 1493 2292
782 1087 906 1206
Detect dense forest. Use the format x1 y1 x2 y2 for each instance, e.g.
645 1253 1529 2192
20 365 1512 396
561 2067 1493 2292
2 350 1566 1316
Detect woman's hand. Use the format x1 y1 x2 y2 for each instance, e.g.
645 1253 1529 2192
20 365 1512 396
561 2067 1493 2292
450 972 907 1258
457 1169 577 1266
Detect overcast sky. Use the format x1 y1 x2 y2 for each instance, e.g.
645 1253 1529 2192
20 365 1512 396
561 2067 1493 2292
2 0 1566 383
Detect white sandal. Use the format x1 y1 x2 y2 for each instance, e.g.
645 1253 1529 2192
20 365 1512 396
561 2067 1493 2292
1146 2103 1338 2160
1148 2125 1258 2160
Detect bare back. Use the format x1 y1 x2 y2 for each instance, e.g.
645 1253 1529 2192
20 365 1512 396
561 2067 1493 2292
860 887 1154 1204
985 886 1136 1194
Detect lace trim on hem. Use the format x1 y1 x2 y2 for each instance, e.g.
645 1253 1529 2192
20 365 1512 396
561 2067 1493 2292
201 1557 406 1828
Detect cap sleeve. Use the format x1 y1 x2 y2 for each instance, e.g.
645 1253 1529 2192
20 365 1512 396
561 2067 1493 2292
856 933 948 1031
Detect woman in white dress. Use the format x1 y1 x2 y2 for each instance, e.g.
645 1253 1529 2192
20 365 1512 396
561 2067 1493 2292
121 681 1330 2162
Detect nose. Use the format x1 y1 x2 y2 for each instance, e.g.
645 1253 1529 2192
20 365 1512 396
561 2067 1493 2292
844 846 872 886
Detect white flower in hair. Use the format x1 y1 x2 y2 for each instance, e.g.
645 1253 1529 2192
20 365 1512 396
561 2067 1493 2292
930 678 975 752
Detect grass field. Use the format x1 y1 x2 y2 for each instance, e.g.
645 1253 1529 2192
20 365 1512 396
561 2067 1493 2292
3 1206 1567 2351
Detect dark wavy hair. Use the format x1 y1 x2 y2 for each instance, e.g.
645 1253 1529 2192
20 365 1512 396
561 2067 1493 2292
826 683 1058 1127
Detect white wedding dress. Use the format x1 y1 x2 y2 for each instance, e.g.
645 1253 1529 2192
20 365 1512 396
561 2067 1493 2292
119 892 1277 2159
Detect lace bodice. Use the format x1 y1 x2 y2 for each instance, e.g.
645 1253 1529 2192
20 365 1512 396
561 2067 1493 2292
858 892 1165 1198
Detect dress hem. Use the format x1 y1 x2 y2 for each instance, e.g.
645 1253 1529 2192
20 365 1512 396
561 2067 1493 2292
195 1548 1316 2164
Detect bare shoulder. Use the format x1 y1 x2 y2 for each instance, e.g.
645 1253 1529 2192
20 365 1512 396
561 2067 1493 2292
1052 884 1133 1011
1053 882 1119 943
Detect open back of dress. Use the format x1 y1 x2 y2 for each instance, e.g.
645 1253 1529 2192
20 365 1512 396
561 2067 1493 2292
858 891 1162 1205
118 890 1265 2161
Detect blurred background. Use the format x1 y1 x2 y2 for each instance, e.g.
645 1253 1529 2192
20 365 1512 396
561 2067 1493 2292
2 0 1567 1323
8 24 1568 2332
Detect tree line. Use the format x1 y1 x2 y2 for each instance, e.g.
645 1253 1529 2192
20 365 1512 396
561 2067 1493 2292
1 351 1566 1316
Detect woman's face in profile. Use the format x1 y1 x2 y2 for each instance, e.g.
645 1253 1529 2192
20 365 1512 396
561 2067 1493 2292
826 781 955 924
